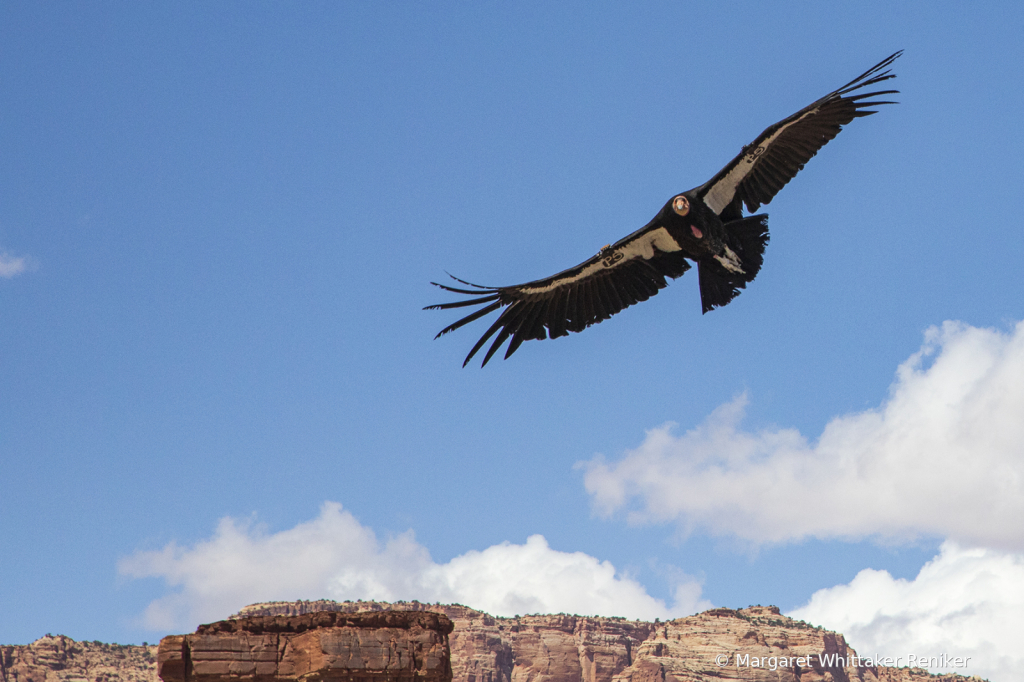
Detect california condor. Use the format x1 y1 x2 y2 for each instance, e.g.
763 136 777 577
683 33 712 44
428 52 900 366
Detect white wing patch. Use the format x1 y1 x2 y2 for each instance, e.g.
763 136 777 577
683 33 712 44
703 106 821 215
619 226 683 260
520 227 682 294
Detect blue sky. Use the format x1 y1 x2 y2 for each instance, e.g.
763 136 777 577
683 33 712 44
3 3 1023 680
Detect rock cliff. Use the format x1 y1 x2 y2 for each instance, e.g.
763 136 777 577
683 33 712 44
1 603 986 682
157 611 452 682
0 635 157 682
232 602 985 682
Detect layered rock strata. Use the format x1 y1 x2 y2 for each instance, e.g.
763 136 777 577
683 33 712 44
0 635 157 682
233 602 985 682
157 611 452 682
1 602 986 682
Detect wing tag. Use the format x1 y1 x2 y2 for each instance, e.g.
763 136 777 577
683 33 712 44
602 250 624 267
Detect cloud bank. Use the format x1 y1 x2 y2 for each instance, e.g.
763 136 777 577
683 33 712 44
581 320 1024 549
120 501 709 631
790 542 1024 682
581 319 1024 678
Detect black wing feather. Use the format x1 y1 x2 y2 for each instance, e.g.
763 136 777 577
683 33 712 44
432 300 503 338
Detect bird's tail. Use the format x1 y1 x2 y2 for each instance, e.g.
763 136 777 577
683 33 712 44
698 214 770 313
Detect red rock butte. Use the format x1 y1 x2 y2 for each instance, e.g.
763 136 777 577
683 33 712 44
157 611 452 682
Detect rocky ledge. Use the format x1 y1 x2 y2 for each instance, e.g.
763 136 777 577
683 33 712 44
157 610 452 682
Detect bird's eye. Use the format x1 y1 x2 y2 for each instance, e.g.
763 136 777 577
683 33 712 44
672 196 690 216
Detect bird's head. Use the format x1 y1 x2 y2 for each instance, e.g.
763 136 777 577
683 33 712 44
665 193 709 242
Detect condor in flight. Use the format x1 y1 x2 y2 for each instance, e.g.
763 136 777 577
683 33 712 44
428 52 900 366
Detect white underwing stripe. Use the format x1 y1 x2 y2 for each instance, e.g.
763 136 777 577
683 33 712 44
620 226 683 259
703 106 821 214
520 227 682 294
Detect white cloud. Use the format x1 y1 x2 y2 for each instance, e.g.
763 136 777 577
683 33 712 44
580 321 1024 549
0 251 28 278
789 542 1024 682
120 502 708 631
419 535 709 619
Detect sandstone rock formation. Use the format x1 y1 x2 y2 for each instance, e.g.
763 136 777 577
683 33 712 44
157 611 452 682
236 601 653 682
232 602 985 682
0 635 157 682
2 602 986 682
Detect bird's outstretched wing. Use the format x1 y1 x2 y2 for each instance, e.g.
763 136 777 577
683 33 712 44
700 51 901 219
425 223 692 366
